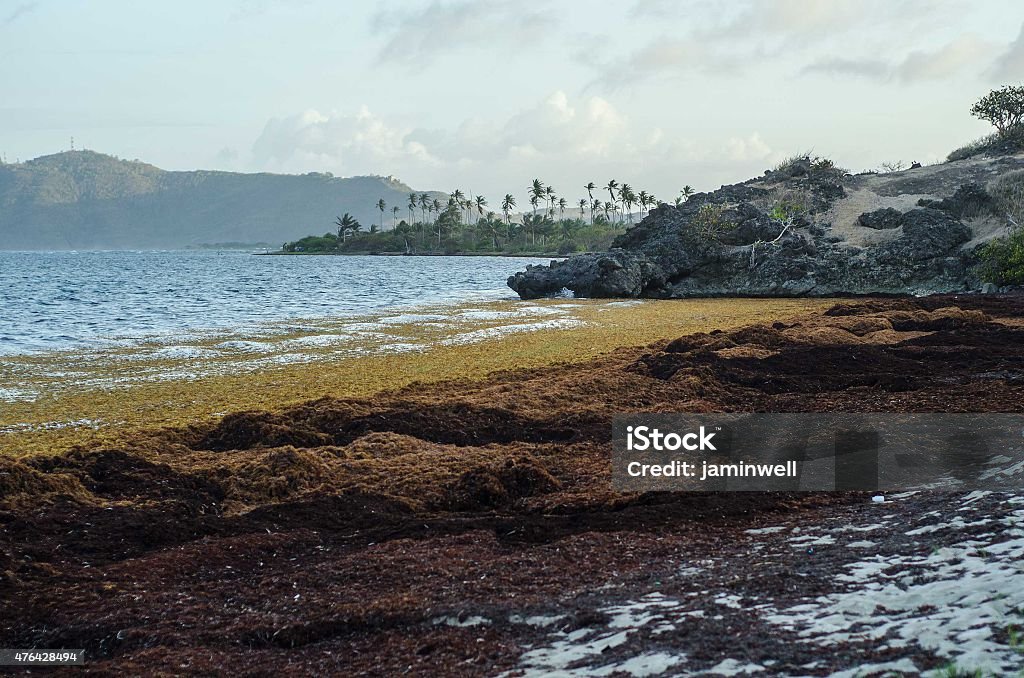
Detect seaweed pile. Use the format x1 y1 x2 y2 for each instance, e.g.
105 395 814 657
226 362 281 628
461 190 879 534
2 295 1023 674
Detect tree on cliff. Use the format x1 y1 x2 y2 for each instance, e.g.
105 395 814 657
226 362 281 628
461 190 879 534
972 85 1024 134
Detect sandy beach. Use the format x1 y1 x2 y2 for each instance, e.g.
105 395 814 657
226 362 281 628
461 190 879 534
3 295 1024 675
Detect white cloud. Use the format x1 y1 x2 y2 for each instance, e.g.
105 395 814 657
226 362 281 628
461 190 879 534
803 35 996 83
3 2 38 26
725 133 773 163
251 106 443 175
991 22 1024 80
595 0 986 88
894 35 994 81
371 0 551 68
248 91 771 199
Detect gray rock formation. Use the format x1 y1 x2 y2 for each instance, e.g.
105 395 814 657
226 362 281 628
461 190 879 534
509 154 1024 299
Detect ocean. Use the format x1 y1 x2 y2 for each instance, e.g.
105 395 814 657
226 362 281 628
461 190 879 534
0 251 551 356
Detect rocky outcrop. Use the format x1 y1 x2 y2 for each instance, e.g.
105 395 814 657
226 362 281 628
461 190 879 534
509 155 1024 299
858 208 902 229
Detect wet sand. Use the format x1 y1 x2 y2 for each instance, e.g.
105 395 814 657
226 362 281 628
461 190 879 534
2 295 1023 675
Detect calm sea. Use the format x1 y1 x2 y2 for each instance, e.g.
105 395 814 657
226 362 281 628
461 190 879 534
0 251 549 356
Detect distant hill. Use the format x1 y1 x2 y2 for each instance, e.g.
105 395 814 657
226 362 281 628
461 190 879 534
0 151 446 250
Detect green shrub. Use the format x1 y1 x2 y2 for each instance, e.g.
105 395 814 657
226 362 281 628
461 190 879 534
987 169 1024 224
772 153 848 180
947 126 1024 162
768 188 813 220
772 152 814 173
690 204 734 241
971 85 1024 133
979 225 1024 285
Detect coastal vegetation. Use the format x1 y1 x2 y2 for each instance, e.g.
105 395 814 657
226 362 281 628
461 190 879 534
948 85 1024 161
280 179 697 255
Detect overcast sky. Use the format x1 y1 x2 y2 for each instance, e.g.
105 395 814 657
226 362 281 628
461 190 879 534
3 0 1024 201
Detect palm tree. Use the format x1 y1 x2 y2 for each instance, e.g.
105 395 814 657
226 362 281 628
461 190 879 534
484 212 501 249
334 213 358 243
502 193 516 240
544 185 556 217
376 198 386 232
578 198 587 220
408 193 418 224
680 185 695 203
411 220 423 249
449 189 467 231
619 183 634 224
529 195 540 238
419 193 430 223
475 195 488 223
432 199 441 224
558 197 567 220
395 221 414 253
605 179 619 220
392 205 400 229
584 182 597 224
638 190 649 219
523 213 548 248
529 179 545 216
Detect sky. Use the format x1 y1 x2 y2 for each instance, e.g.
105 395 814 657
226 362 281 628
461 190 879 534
3 0 1024 203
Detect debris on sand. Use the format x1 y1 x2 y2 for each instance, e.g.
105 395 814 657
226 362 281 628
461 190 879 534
2 295 1024 674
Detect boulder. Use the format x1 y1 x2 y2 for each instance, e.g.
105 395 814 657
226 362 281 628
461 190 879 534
858 208 903 229
507 249 666 299
917 183 994 219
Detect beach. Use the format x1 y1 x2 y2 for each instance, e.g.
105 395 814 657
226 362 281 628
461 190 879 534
3 294 1024 675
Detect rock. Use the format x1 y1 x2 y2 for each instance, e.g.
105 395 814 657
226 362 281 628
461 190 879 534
858 208 903 229
508 160 995 299
917 183 994 219
982 282 999 294
507 249 666 299
884 209 971 261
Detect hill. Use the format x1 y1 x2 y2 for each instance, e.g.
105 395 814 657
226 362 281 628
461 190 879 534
509 152 1023 298
0 151 445 250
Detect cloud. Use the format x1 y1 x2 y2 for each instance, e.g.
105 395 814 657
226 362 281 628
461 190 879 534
3 2 38 25
894 36 994 81
371 0 550 68
251 107 442 175
248 91 782 201
803 35 996 83
592 38 744 89
593 0 979 88
249 90 737 197
801 58 890 79
991 22 1024 80
214 146 239 164
724 133 773 163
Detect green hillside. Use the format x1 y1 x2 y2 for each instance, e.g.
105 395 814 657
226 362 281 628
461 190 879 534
0 151 443 249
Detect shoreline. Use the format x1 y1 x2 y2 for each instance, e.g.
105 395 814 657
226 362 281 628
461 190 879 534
2 295 1023 674
256 250 567 258
0 297 828 457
